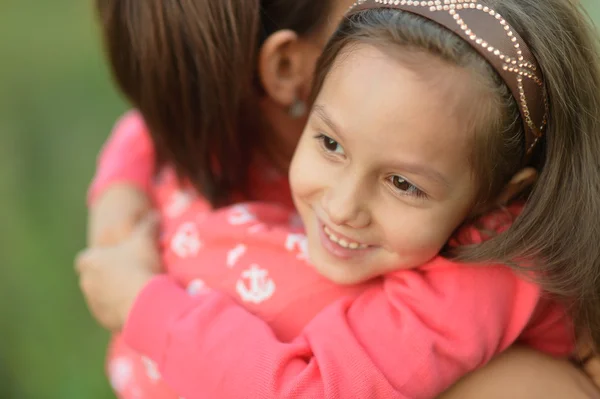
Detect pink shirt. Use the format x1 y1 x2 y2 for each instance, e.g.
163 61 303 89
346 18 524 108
91 111 573 399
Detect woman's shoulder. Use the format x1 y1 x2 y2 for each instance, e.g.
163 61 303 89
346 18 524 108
449 201 525 247
111 109 149 138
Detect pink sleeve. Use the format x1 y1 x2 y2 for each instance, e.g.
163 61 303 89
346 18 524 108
87 110 156 205
122 261 568 399
517 295 574 354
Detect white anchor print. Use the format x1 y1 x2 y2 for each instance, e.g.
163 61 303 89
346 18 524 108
170 222 202 258
285 233 309 261
227 204 256 226
248 223 267 234
186 279 210 296
108 357 133 392
165 189 195 218
141 356 161 381
236 265 276 304
226 244 247 268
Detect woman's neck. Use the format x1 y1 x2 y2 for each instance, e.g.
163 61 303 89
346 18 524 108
257 100 305 175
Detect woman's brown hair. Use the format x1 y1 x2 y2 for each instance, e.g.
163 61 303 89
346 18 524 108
95 0 331 206
312 1 600 348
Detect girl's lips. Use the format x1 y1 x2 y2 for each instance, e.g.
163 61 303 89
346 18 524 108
318 221 374 260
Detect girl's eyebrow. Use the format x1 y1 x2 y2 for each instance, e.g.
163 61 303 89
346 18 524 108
313 104 344 139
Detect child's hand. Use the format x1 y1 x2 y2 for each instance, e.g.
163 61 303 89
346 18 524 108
88 184 152 247
76 213 162 332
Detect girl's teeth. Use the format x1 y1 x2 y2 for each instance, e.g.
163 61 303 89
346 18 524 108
323 226 367 250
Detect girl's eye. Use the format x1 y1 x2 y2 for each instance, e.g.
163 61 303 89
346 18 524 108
390 175 426 198
315 134 345 155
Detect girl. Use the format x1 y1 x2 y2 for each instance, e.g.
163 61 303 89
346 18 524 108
79 0 600 398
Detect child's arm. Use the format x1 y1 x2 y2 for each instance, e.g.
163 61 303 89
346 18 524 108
87 111 155 247
121 257 571 399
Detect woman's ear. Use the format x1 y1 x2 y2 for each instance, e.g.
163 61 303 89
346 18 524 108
257 30 307 108
495 167 538 206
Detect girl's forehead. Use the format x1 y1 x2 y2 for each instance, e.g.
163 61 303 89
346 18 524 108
322 44 480 131
315 44 477 181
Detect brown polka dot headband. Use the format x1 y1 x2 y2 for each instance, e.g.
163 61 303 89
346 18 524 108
348 0 548 159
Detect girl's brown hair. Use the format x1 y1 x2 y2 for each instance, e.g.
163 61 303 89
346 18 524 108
95 0 331 206
313 1 600 348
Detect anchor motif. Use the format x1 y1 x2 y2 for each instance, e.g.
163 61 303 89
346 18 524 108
170 222 202 258
236 265 276 304
248 223 267 234
186 279 210 296
141 356 161 381
285 233 309 261
165 189 195 218
226 244 247 267
108 357 133 393
227 204 256 225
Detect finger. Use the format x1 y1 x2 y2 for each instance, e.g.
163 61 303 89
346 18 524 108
74 249 95 274
132 211 160 241
75 247 111 273
78 274 93 295
112 221 137 243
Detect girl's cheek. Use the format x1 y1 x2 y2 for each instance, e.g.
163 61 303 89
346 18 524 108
290 144 324 195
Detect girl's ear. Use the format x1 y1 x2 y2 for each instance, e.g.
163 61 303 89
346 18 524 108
495 167 538 206
257 30 306 108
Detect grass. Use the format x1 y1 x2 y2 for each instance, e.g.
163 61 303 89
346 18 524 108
0 1 125 398
0 1 598 398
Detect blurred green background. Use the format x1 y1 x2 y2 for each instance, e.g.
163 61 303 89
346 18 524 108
0 1 598 398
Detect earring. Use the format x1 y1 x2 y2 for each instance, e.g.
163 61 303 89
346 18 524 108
288 98 307 119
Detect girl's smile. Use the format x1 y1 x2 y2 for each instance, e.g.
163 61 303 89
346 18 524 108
319 220 373 260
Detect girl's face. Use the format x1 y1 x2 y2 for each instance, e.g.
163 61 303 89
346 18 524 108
289 44 483 284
